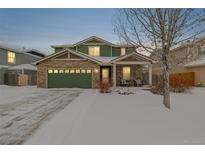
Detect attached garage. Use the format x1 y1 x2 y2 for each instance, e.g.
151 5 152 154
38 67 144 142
35 49 102 89
47 69 92 88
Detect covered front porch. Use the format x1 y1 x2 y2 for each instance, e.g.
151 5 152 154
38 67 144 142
98 52 153 88
111 52 153 87
112 62 152 87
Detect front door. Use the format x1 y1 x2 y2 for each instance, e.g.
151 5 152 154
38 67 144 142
102 68 109 83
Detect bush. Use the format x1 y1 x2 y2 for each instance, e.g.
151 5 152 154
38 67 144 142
151 76 191 95
151 81 164 95
98 80 113 93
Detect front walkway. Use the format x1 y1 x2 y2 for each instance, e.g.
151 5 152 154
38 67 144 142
25 87 205 144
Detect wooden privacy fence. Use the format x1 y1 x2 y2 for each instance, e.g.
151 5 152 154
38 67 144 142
152 72 195 87
170 72 195 87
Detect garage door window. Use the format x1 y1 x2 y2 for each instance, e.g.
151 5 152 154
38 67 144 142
81 69 86 73
70 69 75 73
76 69 80 73
48 69 92 74
87 69 92 73
48 70 53 74
59 70 64 73
54 70 58 74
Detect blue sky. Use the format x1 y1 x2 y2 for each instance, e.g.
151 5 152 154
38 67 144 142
0 9 118 54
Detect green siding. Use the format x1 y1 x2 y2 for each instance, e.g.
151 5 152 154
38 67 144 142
69 47 76 50
112 47 121 57
54 45 132 57
76 45 88 54
48 73 92 88
55 47 64 53
54 47 76 53
100 45 111 57
75 45 112 57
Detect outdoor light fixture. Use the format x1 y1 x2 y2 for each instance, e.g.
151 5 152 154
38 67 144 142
94 69 99 73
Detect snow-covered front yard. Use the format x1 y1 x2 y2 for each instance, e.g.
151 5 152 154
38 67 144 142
25 87 205 145
0 85 82 144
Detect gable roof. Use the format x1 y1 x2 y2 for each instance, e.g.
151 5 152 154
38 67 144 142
33 48 105 65
0 44 45 58
185 56 205 68
51 36 135 48
34 48 153 66
111 52 154 63
73 36 116 46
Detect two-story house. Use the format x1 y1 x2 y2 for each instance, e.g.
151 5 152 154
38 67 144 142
0 44 45 85
35 36 154 88
152 37 205 86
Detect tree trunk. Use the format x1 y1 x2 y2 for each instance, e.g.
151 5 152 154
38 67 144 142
163 63 171 109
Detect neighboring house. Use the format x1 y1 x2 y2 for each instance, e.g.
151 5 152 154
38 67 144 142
0 44 45 85
35 36 154 88
152 37 205 86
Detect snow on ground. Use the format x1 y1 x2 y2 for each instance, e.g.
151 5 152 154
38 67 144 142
25 87 205 145
0 85 82 144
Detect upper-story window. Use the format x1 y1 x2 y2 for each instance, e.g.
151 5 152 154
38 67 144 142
121 48 126 56
88 46 100 56
8 51 16 64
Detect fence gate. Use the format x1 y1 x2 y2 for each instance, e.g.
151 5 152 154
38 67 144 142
18 74 29 86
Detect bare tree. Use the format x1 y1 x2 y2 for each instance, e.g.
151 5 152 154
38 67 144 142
114 9 205 109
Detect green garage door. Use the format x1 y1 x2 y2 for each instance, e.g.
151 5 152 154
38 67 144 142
47 69 92 88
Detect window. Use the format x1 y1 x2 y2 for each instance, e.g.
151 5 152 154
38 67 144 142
81 69 86 73
121 48 126 56
88 46 100 56
86 69 92 73
59 70 64 73
8 51 16 63
76 69 80 73
54 70 58 73
70 69 75 73
123 67 131 80
65 70 69 73
48 70 53 74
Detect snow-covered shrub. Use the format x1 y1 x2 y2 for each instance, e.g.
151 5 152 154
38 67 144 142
151 81 164 95
98 80 113 93
151 76 192 95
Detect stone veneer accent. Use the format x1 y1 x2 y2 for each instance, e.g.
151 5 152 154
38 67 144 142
116 64 142 86
37 58 100 88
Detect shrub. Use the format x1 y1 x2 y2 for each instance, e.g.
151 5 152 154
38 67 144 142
151 81 164 95
98 80 113 93
151 76 191 95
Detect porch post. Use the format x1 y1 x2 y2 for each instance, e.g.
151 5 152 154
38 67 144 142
148 63 152 86
113 64 116 87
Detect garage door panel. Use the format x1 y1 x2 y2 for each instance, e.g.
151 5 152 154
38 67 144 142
48 70 92 88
